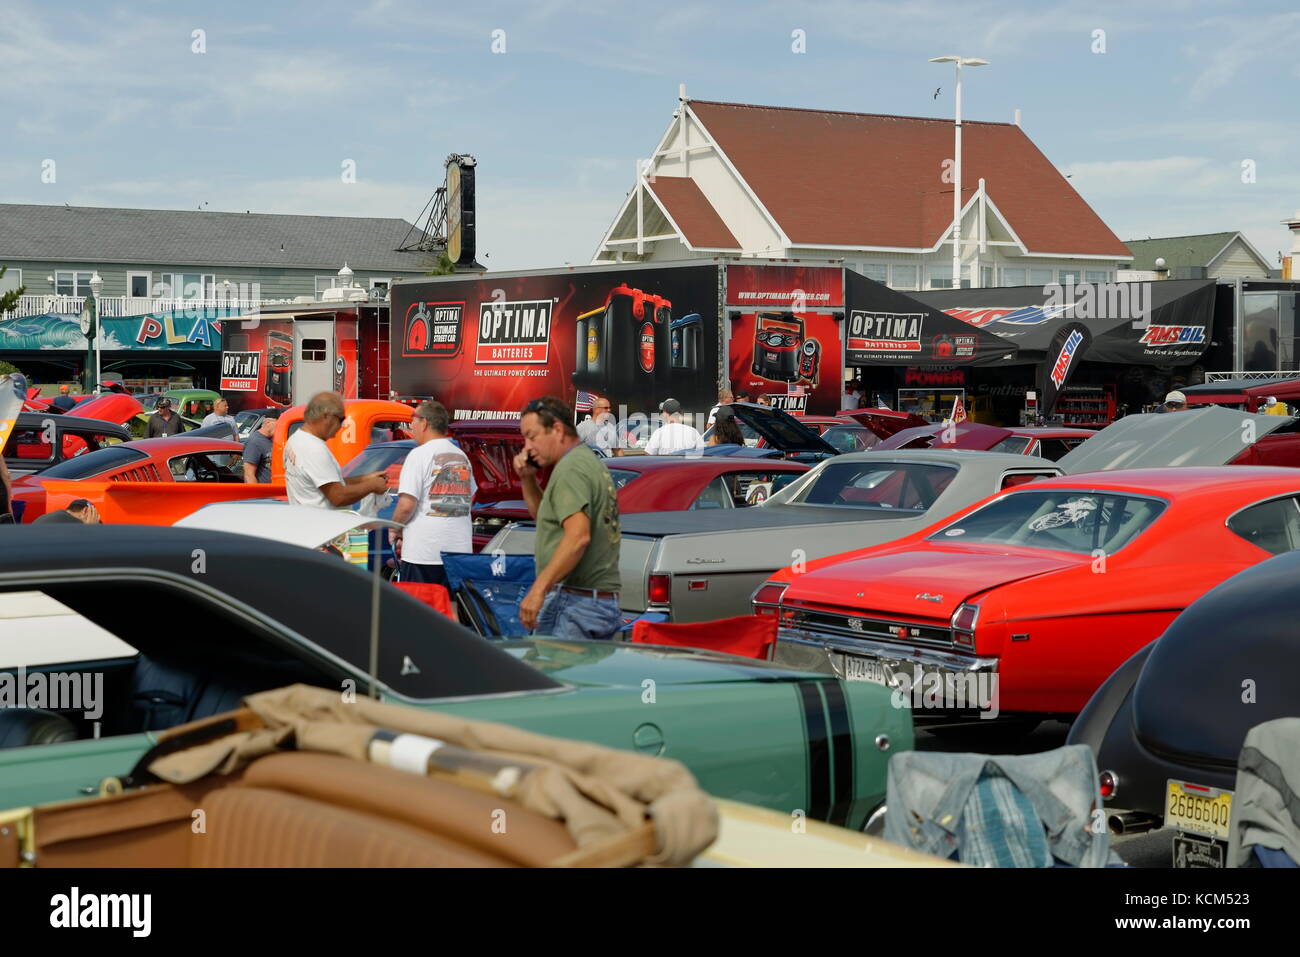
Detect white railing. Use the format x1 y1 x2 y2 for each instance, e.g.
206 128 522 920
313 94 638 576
1205 370 1300 381
2 294 289 319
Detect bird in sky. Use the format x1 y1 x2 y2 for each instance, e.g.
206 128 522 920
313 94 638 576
933 87 941 99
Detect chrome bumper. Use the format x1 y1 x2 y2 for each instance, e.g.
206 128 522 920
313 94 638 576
774 624 997 702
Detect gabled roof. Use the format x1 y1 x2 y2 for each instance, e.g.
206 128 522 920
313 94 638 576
0 204 438 272
644 178 741 249
1122 232 1268 272
686 100 1130 257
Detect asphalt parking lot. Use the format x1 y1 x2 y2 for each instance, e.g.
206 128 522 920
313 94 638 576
915 720 1173 867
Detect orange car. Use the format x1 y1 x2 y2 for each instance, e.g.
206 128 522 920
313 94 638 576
43 400 415 525
270 399 414 483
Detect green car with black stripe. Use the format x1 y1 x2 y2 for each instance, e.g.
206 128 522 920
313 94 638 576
0 526 910 830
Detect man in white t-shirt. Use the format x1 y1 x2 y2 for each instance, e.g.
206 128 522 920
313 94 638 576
707 388 734 426
389 400 476 587
283 391 387 509
645 398 704 456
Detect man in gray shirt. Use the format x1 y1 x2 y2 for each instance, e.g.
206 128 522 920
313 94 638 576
201 396 238 438
242 411 278 483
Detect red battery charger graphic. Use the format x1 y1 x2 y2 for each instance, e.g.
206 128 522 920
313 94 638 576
798 338 821 388
573 284 672 404
266 330 293 405
751 313 804 382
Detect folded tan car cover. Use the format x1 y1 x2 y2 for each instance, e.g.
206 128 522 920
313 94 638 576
146 684 718 866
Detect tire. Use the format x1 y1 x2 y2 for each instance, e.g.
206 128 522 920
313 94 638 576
925 718 1042 751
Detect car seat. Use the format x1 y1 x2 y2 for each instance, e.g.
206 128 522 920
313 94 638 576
0 708 78 749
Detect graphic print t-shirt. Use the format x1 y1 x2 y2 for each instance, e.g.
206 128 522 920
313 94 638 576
397 437 476 565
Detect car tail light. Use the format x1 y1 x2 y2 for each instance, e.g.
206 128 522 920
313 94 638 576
1099 770 1117 799
752 580 789 618
951 603 979 649
647 574 671 606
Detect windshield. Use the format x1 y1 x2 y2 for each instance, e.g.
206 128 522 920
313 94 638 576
988 435 1032 455
932 489 1168 555
343 444 412 487
769 460 957 511
36 445 149 479
821 425 875 453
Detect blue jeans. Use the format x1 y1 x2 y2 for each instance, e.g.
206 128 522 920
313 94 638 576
534 588 622 641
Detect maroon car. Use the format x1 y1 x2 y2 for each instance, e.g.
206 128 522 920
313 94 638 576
874 421 1095 461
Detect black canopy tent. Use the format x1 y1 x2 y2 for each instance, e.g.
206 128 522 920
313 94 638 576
844 274 1218 415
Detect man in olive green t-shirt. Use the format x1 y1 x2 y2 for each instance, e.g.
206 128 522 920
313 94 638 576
513 396 622 640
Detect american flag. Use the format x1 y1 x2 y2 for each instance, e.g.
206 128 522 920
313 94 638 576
574 390 595 415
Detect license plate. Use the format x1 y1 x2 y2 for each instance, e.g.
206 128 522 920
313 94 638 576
843 654 888 686
1164 779 1232 841
1173 832 1226 869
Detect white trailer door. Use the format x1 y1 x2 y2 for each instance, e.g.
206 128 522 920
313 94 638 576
293 320 335 401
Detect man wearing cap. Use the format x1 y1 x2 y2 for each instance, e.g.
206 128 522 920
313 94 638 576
1161 391 1189 413
1264 396 1290 416
147 396 185 437
645 398 704 456
49 384 77 413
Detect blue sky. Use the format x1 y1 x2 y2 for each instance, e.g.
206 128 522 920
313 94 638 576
3 0 1298 270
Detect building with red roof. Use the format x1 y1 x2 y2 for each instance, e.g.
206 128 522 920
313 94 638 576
595 91 1132 290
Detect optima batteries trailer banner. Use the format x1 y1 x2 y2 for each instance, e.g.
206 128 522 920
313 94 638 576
390 264 721 418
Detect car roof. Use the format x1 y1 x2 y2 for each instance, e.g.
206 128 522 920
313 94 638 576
1024 466 1300 498
1011 428 1097 438
0 525 560 700
120 435 245 454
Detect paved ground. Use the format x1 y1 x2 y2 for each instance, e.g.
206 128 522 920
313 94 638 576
914 719 1173 867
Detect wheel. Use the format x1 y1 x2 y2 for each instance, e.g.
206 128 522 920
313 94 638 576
926 718 1042 751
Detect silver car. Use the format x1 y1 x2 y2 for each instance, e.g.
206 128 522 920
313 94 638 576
487 449 1061 623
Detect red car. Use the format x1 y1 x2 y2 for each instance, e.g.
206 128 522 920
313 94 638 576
760 467 1300 737
9 435 247 523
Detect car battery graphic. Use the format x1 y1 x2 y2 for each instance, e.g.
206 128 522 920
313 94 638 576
266 330 293 405
573 284 672 402
751 313 804 382
670 313 702 370
798 338 821 388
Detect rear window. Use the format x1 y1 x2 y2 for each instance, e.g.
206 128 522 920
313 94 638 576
1227 497 1300 556
606 468 642 490
932 490 1167 555
37 445 149 479
821 425 875 453
343 445 413 490
777 461 957 511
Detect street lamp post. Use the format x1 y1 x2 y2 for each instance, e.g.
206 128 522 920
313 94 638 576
930 55 988 289
79 272 104 394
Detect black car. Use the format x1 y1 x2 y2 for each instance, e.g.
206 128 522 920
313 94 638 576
2 412 132 478
1068 548 1300 868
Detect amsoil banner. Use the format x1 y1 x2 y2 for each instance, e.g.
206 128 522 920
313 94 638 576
912 278 1216 365
1037 322 1093 416
390 264 721 418
843 270 1011 366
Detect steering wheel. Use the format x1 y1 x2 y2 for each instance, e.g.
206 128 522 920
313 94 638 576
195 465 219 482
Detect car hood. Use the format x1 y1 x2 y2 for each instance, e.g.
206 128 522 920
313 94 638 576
66 394 144 425
842 409 931 440
450 421 524 501
784 546 1080 618
1058 406 1292 473
496 638 838 686
725 403 837 455
175 501 398 549
875 421 1015 451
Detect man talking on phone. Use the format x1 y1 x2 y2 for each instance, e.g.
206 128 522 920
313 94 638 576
513 396 622 640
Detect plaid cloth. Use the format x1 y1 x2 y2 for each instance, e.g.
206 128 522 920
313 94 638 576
956 768 1053 868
